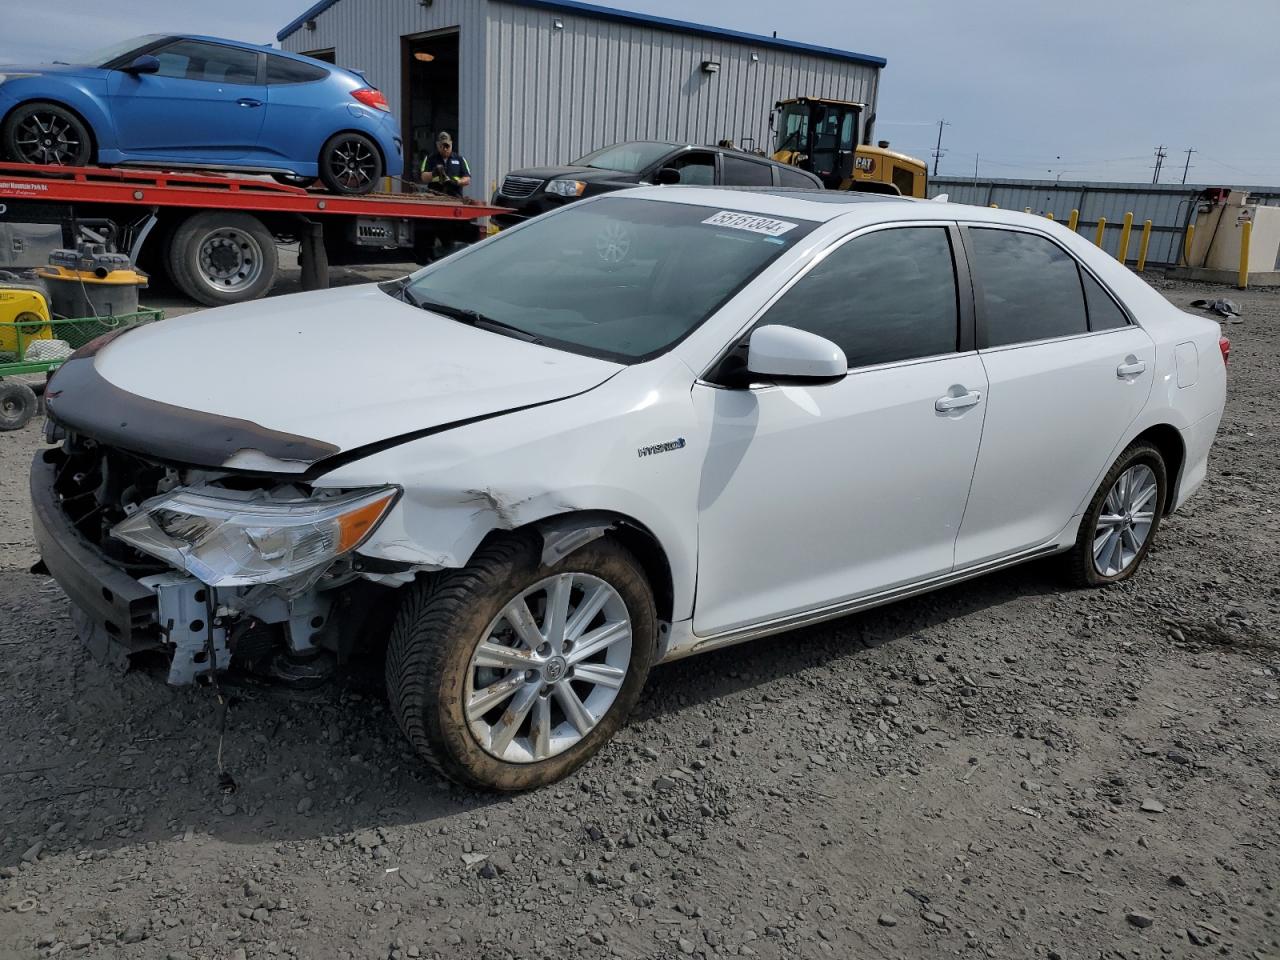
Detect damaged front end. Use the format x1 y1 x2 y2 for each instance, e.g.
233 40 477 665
31 430 407 686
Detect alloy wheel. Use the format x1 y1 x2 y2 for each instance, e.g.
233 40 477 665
197 227 264 294
1092 463 1158 577
327 138 377 191
464 573 632 764
13 111 84 165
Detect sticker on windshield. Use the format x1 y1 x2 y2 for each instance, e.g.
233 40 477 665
702 211 797 237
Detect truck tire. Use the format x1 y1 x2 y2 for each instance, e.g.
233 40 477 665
0 381 39 431
385 533 657 791
167 212 278 306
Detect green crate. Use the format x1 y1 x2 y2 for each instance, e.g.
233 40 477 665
0 308 163 378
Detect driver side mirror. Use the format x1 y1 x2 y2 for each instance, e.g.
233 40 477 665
123 55 160 75
654 166 681 185
746 325 847 383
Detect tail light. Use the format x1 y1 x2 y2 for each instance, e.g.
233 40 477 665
352 88 390 112
1219 335 1231 366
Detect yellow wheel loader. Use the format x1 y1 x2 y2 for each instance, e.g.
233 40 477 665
771 97 928 198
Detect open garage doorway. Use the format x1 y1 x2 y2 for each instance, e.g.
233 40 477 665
402 30 460 189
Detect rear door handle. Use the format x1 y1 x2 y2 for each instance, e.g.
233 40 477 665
1116 360 1147 378
237 98 264 108
935 390 982 412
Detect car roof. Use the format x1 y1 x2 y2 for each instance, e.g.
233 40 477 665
619 185 1071 229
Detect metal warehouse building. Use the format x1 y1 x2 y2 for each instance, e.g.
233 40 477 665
278 0 885 198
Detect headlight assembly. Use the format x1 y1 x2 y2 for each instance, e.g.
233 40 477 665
545 179 587 198
112 486 398 587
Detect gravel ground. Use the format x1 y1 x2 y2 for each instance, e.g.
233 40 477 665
0 279 1276 960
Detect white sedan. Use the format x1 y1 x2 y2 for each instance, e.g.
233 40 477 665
32 187 1227 790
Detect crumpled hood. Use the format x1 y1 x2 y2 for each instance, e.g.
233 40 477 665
52 284 621 471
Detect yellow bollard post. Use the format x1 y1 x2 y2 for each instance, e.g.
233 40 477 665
1183 224 1195 265
989 203 998 208
1024 207 1032 213
1068 209 1080 232
1094 217 1106 248
1238 220 1252 289
1117 212 1134 264
1137 219 1152 271
1046 212 1055 221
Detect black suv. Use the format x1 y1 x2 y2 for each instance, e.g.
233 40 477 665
491 140 822 227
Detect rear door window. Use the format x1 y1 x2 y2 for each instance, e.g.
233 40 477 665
967 228 1088 347
760 226 960 368
720 155 774 187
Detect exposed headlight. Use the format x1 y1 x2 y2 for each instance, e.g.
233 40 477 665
545 179 586 198
112 486 398 587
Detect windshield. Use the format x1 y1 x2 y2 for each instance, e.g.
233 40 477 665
399 196 817 362
77 35 166 67
573 141 678 174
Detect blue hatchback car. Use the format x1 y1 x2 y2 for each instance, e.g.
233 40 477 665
0 34 402 194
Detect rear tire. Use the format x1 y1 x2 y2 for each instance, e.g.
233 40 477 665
1067 441 1167 587
2 101 93 166
0 381 39 431
167 212 277 306
385 534 656 791
318 132 383 195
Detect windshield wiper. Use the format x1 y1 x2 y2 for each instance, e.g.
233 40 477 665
412 296 544 345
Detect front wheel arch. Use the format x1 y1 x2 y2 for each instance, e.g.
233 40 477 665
489 511 675 628
1 99 99 164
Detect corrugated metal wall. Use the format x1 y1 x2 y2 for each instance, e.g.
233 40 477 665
283 0 881 199
281 0 489 189
482 1 879 197
930 176 1280 266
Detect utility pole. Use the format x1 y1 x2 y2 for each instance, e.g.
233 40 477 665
1151 145 1167 184
972 153 978 186
1181 147 1197 185
932 119 949 177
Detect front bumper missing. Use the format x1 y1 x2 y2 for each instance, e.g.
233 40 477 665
30 452 230 682
30 452 161 662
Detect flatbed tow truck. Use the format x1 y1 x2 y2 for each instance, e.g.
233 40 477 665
0 162 508 306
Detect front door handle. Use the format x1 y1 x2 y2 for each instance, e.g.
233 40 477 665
935 390 982 412
1116 359 1147 378
237 98 264 108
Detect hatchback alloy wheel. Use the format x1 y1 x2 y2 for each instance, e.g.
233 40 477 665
3 102 92 167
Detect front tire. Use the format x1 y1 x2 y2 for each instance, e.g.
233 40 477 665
318 132 383 195
1068 441 1167 587
2 102 93 166
385 534 656 791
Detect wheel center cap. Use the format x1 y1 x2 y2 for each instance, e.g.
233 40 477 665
543 656 567 683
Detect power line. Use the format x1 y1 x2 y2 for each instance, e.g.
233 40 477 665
931 119 949 177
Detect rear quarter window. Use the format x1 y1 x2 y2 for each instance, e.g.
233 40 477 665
266 56 330 84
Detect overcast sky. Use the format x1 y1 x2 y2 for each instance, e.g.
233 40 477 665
4 0 1278 184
